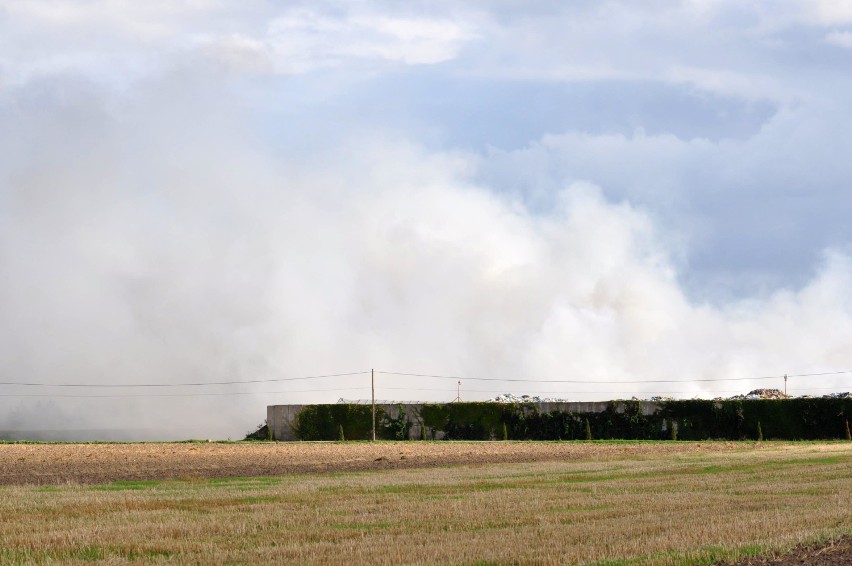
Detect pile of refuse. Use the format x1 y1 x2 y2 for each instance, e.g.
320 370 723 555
488 389 851 403
713 389 852 401
727 388 790 400
489 393 570 403
829 391 852 398
802 391 852 399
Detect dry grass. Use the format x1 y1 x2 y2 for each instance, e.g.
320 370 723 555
0 441 850 565
0 440 751 485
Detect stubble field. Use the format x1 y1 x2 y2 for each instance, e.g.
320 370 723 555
1 440 752 485
0 441 850 565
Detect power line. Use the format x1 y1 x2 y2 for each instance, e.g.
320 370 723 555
787 370 852 378
0 371 370 388
0 386 373 399
2 384 846 401
375 371 799 384
0 368 849 397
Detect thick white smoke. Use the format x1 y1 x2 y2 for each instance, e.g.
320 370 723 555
1 73 851 440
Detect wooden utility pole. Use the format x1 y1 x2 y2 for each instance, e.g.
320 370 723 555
784 374 788 396
371 368 376 442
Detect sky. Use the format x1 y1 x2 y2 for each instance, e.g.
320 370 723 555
1 0 852 439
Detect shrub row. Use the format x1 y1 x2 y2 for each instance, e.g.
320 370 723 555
660 398 852 441
292 399 852 441
293 404 412 441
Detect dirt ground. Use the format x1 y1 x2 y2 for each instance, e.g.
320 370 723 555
718 536 852 565
0 440 748 485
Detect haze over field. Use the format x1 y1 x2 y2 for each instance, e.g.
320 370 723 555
1 1 852 438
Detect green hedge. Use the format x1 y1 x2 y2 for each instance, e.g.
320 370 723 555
292 399 852 441
660 398 852 440
294 405 380 440
417 400 664 440
293 404 412 440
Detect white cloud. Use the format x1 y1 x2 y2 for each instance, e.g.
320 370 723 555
0 1 840 101
825 29 852 48
664 65 794 103
0 1 479 84
809 0 852 25
201 10 478 73
478 95 852 299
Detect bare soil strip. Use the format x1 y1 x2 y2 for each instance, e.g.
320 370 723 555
718 535 852 565
0 440 754 485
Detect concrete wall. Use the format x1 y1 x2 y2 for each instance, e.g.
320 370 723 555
267 401 660 441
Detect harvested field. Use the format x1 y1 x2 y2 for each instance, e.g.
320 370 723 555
1 439 753 485
0 441 850 565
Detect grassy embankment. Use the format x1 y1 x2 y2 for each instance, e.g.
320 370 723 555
0 442 850 565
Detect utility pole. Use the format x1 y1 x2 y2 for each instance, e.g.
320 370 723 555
453 380 461 402
371 368 376 442
784 374 788 397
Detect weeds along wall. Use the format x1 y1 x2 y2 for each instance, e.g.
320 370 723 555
266 399 852 441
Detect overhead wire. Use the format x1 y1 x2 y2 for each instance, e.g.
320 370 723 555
0 371 371 388
375 370 795 384
0 369 848 399
0 387 373 399
2 369 850 390
787 370 852 377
